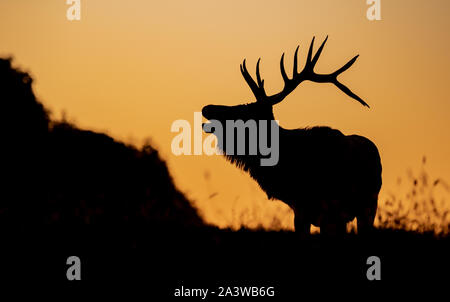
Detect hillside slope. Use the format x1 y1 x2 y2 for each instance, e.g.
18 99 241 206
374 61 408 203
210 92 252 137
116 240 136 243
0 57 204 228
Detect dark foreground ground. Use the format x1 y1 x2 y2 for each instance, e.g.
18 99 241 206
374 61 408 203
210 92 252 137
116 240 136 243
1 225 448 296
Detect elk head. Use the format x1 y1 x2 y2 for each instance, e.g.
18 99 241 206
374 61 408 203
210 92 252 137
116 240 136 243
203 36 368 123
202 36 368 158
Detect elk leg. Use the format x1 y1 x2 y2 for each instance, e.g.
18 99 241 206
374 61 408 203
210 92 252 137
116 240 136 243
294 212 310 238
320 220 347 236
357 194 378 235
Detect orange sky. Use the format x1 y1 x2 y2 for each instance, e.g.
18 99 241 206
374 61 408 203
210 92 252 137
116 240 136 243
1 0 449 229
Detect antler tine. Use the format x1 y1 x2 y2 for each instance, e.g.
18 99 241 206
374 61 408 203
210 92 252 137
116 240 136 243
334 80 369 108
333 54 359 77
306 36 315 68
279 53 289 83
256 58 264 89
310 35 328 68
293 45 300 75
240 59 266 102
329 54 369 107
270 44 309 105
269 48 303 105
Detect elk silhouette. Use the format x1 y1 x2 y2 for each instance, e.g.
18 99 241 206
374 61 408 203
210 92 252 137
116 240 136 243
202 37 382 236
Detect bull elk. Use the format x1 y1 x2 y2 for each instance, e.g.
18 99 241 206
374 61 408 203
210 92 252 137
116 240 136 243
202 36 382 236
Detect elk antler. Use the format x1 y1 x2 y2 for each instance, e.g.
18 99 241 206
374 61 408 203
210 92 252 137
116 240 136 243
240 36 369 108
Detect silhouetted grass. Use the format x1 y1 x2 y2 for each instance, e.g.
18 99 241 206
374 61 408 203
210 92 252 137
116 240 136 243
377 157 450 236
205 156 450 237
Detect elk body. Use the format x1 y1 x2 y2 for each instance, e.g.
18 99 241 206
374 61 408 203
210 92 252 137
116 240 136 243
202 37 382 236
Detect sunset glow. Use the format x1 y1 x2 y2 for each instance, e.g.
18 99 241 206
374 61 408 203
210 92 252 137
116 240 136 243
2 0 449 230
